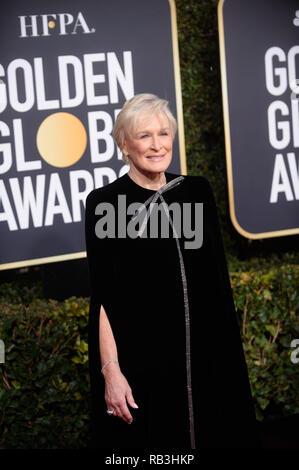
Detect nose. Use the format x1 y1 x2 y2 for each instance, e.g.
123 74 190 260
150 135 162 151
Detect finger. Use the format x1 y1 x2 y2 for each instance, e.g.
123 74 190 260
106 406 116 417
113 400 132 423
111 404 126 422
107 404 120 419
105 399 115 415
126 389 139 410
105 397 118 417
119 401 133 424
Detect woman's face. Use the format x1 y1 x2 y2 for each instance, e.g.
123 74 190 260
122 112 173 175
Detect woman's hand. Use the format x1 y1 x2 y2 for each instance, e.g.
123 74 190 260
103 363 138 424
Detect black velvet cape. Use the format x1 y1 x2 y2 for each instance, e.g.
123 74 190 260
84 171 261 449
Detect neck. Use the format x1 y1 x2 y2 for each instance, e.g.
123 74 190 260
127 168 167 191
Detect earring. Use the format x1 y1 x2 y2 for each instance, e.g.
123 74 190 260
123 153 129 163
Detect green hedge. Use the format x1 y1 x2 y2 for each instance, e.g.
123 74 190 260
0 264 298 448
0 296 90 449
231 265 299 420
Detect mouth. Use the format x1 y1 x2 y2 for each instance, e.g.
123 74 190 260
146 155 166 162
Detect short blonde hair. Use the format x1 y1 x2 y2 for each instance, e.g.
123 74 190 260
113 93 177 163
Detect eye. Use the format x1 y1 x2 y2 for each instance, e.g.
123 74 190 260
140 134 149 139
160 131 169 136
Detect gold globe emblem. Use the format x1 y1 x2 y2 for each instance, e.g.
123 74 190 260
36 112 87 168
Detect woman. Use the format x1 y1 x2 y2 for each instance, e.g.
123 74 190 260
85 94 260 449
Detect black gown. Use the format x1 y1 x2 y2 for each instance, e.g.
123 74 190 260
84 171 261 449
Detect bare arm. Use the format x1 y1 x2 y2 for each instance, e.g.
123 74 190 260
99 304 119 370
99 305 138 424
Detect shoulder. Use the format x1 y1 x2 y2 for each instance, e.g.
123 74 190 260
168 172 215 200
168 172 211 187
182 174 212 189
85 173 127 208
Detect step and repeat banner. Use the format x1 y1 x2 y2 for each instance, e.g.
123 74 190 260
0 0 185 270
218 0 299 239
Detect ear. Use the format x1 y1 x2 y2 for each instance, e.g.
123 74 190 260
121 139 128 156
